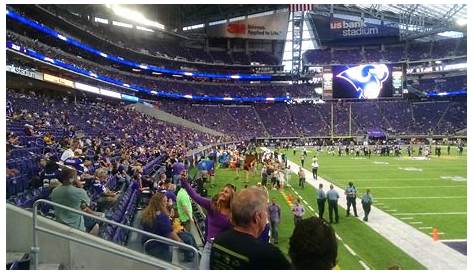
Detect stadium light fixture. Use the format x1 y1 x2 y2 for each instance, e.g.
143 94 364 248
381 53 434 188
456 18 467 26
136 25 154 32
112 21 133 29
109 5 165 30
95 17 109 24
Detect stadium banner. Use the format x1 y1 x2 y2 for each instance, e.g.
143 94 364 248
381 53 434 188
6 64 43 80
43 73 74 88
329 18 399 39
313 14 399 43
206 13 289 40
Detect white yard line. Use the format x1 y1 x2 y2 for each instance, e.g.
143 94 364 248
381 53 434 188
394 212 467 216
400 217 414 220
358 185 466 189
359 260 370 270
410 221 423 224
419 227 433 229
344 244 357 256
375 196 466 200
441 239 467 242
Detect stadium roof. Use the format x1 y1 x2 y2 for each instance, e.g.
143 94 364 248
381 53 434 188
354 4 467 25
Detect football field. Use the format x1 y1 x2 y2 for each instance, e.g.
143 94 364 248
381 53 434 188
204 146 466 269
284 147 467 240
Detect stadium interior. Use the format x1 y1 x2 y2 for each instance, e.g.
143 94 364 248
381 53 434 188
5 3 468 270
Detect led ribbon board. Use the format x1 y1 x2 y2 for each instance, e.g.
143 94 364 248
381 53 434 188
6 41 289 103
6 9 272 81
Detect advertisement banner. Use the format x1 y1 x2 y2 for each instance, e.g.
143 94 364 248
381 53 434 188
6 64 43 80
43 73 74 88
329 17 399 39
207 13 289 40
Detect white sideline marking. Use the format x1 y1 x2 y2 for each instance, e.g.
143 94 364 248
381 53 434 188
419 227 433 229
344 244 357 256
335 234 342 241
410 221 423 224
376 196 466 200
438 232 446 235
302 200 309 205
386 209 398 212
359 260 370 270
308 206 314 212
441 239 467 243
394 212 467 216
400 217 414 220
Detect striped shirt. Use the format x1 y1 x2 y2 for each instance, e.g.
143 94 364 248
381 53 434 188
292 204 305 217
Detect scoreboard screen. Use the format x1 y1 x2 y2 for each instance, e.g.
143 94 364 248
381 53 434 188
332 64 393 99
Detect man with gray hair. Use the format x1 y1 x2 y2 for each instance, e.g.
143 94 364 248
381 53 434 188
210 187 291 270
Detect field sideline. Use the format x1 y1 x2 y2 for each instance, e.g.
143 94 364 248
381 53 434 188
283 146 467 240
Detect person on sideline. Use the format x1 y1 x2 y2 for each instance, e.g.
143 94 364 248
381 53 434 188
327 184 339 224
311 157 319 180
298 167 305 189
316 183 326 219
268 198 281 244
292 199 305 225
361 189 373 222
345 182 358 217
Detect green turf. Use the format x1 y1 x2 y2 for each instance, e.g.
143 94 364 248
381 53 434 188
284 147 467 240
207 164 426 270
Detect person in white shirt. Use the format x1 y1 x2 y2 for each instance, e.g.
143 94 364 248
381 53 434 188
60 147 74 162
298 167 305 189
311 157 319 180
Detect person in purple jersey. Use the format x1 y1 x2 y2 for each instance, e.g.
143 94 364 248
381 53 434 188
180 170 235 270
171 159 186 185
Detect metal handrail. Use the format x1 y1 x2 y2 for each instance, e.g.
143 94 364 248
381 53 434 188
144 239 200 267
31 199 200 269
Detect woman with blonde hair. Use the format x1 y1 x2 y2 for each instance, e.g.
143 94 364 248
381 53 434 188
180 170 235 269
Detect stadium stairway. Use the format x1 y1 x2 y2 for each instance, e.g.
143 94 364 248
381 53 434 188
131 102 226 137
263 147 467 270
6 203 191 269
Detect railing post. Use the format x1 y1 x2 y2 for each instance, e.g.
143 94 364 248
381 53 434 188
171 246 180 265
31 202 40 269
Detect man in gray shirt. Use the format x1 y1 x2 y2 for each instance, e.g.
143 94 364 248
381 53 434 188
51 167 91 231
316 184 326 219
361 189 373 222
327 184 339 224
268 198 281 244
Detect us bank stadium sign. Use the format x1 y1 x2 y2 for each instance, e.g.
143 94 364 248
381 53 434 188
328 17 399 39
6 64 43 80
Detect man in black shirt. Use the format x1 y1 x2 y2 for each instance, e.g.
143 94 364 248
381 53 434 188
210 187 292 270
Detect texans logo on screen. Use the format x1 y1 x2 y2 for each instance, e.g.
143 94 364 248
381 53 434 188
336 64 389 99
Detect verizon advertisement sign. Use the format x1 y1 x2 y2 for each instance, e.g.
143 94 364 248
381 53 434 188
207 13 289 40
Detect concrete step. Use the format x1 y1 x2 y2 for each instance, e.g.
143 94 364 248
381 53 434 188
37 263 63 270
